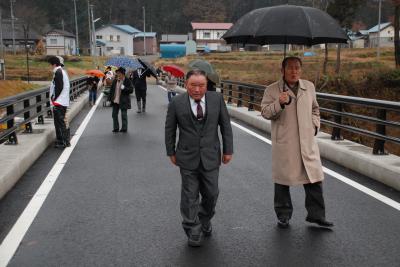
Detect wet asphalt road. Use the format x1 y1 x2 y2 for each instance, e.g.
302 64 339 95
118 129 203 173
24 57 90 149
2 85 400 267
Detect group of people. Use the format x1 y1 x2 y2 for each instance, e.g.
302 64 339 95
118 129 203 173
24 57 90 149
47 55 333 249
165 56 333 248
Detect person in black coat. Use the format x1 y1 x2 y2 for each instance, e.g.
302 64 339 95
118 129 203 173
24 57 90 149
131 67 151 113
109 67 134 132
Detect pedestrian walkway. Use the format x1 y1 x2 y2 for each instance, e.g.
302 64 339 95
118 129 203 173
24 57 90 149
1 85 400 266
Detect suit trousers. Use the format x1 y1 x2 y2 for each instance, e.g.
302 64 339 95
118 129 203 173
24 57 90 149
112 103 127 130
135 89 146 103
179 163 219 236
53 106 67 145
274 182 326 221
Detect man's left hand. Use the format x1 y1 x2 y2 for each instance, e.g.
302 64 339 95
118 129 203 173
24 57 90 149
222 154 232 164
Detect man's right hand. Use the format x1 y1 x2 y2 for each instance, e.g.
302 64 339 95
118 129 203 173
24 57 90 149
279 91 290 105
169 155 177 166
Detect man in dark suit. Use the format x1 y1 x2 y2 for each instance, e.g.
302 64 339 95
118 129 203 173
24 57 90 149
165 69 234 247
131 67 151 113
109 67 134 132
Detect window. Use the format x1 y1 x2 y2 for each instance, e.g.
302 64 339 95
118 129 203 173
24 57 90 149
96 35 103 40
106 47 113 51
109 35 114 41
50 39 57 45
117 35 120 42
203 32 211 39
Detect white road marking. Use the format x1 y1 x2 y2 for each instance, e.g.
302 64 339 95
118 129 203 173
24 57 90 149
0 94 104 267
230 121 400 211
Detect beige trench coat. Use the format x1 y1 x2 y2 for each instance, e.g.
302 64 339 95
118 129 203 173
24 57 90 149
261 79 324 186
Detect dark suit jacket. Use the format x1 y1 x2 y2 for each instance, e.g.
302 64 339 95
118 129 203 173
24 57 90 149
165 91 233 171
109 77 134 109
131 69 151 91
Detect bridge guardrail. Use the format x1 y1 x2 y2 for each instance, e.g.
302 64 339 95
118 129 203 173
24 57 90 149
0 77 88 144
219 80 400 155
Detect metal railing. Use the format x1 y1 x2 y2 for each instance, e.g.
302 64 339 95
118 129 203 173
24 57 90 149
220 80 400 155
0 77 88 144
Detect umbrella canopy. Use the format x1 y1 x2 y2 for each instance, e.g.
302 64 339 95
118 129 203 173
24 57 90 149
223 5 348 46
105 56 142 70
163 65 185 78
138 58 158 78
188 59 220 84
85 69 105 78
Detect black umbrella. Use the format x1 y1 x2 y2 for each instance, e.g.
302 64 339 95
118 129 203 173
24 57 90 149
223 5 348 48
138 58 158 78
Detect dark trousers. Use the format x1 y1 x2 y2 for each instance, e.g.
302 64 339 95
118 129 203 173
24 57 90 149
135 89 146 105
274 182 326 221
112 103 127 130
89 90 97 104
53 106 68 145
179 164 219 236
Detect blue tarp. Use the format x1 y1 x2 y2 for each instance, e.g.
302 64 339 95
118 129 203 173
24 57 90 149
160 44 186 59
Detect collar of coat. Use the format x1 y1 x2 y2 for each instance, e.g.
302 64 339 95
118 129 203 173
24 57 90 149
279 79 307 92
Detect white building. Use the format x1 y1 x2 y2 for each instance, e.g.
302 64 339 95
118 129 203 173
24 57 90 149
368 22 396 48
45 29 77 56
95 25 141 56
191 22 232 51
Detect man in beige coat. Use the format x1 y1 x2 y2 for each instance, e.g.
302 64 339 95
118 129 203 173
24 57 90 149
261 57 333 228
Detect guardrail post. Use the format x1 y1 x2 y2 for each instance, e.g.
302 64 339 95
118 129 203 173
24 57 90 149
23 99 32 133
237 86 243 107
331 103 343 140
36 94 44 124
6 105 17 144
227 85 233 104
46 91 52 118
373 109 387 155
248 88 255 111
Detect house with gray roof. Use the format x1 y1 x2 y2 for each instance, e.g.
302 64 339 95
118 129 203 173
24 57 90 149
367 22 395 48
45 29 76 56
95 24 141 56
1 21 41 53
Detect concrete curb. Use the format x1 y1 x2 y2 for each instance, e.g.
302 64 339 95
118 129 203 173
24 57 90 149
226 105 400 191
0 92 89 200
169 84 400 191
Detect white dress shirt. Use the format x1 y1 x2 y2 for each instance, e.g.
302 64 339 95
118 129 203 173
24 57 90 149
189 95 206 117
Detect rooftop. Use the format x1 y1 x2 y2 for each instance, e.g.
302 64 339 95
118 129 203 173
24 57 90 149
191 22 233 30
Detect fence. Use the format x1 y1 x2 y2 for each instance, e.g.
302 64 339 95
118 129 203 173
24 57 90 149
220 80 400 155
0 77 88 144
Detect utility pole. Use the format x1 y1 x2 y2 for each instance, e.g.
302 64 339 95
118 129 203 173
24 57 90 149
87 0 92 56
143 6 146 56
23 24 29 83
377 0 382 60
10 0 16 55
90 4 96 58
0 8 4 58
73 0 79 55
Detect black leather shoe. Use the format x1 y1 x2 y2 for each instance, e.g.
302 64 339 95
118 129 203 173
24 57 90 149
202 222 212 237
120 129 127 133
112 129 119 133
306 217 334 228
277 218 290 228
188 233 203 247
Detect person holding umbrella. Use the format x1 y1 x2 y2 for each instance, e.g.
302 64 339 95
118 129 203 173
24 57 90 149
131 67 151 113
261 57 333 229
109 67 134 133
